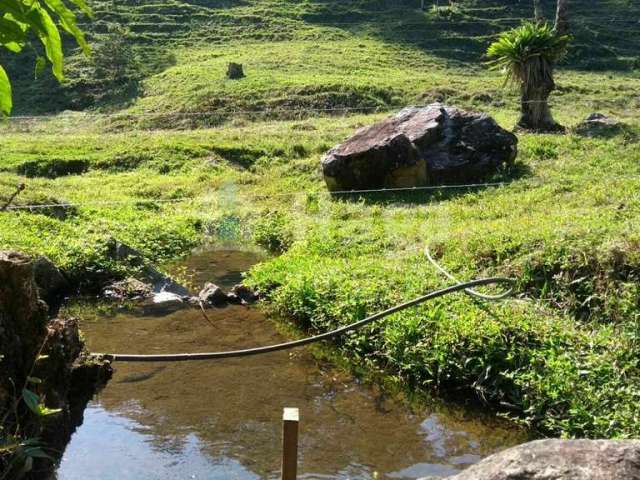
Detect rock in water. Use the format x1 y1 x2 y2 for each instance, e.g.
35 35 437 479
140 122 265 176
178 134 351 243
153 291 185 304
199 282 229 306
105 238 191 297
321 104 518 191
103 277 153 300
425 439 640 480
228 284 259 304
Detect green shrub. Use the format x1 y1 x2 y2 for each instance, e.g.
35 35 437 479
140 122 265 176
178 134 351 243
251 210 294 253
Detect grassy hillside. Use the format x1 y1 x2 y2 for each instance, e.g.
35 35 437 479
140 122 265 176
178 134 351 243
5 0 640 115
1 0 640 438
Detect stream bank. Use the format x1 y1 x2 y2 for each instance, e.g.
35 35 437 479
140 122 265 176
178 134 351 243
56 248 526 479
0 251 111 479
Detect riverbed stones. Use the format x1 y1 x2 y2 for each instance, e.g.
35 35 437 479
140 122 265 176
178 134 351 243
195 283 259 307
321 103 517 191
199 282 229 306
425 439 640 480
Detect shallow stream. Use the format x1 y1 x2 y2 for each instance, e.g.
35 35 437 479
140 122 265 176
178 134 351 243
56 249 525 480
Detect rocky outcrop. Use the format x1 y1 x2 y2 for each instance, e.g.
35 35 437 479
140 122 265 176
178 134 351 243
0 251 111 478
321 104 517 191
429 439 640 480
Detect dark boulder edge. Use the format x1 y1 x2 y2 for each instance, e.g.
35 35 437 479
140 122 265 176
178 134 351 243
321 103 518 192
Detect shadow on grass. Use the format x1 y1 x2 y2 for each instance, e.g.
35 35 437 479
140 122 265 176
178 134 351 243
330 160 532 206
333 160 532 206
301 0 640 71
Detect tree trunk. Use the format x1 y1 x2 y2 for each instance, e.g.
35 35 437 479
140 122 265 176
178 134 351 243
555 0 570 36
533 0 545 23
518 76 564 132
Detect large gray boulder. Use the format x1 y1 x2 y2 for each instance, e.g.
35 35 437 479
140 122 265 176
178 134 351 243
430 439 640 480
321 104 517 191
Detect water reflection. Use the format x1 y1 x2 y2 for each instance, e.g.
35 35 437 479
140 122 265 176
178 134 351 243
57 250 525 479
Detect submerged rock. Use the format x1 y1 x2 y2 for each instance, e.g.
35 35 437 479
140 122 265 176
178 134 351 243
426 439 640 480
321 103 517 191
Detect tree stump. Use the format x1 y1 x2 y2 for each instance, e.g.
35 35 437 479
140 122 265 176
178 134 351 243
227 62 245 79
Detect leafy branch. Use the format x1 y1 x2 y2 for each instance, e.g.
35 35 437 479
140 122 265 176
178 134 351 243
0 0 93 116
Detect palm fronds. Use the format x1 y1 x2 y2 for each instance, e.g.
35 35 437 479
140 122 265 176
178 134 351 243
486 22 570 87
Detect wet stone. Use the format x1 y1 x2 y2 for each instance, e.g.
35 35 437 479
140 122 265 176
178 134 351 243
229 283 259 304
103 278 153 301
198 282 229 306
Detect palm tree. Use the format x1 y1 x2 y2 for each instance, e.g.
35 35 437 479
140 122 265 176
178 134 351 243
555 0 570 36
486 22 570 132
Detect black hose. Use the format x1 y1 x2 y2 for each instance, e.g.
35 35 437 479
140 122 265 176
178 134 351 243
95 277 514 363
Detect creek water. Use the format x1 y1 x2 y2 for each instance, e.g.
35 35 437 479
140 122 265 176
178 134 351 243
56 249 525 480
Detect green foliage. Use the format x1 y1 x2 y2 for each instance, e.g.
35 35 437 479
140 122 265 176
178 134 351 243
1 436 53 480
6 0 638 115
1 99 640 439
247 205 640 437
1 349 61 479
0 0 92 115
61 23 147 109
251 210 294 253
21 388 61 417
0 0 639 443
486 22 570 88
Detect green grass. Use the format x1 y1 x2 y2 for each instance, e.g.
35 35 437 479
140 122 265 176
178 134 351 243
1 0 640 439
2 105 640 436
5 0 640 114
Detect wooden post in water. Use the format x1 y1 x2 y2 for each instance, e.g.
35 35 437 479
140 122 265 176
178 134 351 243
281 408 299 480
